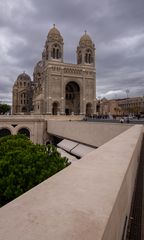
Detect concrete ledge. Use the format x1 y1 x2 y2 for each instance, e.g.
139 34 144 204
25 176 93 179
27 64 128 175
0 114 83 121
0 125 143 240
48 120 132 147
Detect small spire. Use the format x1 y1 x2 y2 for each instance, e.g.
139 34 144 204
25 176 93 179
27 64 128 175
53 24 56 28
84 30 87 35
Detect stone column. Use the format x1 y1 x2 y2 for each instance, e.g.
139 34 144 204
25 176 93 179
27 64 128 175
48 97 52 114
48 43 52 60
47 65 52 114
61 66 65 114
43 67 47 113
82 49 85 65
82 69 86 115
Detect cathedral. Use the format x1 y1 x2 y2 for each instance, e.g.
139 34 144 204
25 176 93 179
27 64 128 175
12 25 96 115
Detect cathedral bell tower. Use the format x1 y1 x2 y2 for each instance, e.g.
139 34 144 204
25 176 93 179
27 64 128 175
42 24 64 62
77 31 95 67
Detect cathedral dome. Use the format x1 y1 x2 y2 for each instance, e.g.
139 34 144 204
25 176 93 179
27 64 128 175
48 25 60 36
79 31 93 47
13 72 31 87
47 24 63 43
17 72 31 82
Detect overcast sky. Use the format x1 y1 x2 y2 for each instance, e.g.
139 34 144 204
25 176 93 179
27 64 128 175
0 0 144 104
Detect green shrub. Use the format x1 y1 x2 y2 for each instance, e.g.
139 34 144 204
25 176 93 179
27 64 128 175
0 134 70 207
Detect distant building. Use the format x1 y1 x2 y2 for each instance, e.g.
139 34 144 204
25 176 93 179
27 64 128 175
12 25 96 115
118 97 144 115
97 97 144 116
96 98 121 116
12 73 33 114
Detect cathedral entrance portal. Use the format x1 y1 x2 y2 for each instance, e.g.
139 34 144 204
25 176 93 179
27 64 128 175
65 82 80 115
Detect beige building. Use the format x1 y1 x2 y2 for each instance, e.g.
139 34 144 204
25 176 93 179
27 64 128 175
97 96 144 117
12 25 96 116
97 98 121 116
118 96 144 115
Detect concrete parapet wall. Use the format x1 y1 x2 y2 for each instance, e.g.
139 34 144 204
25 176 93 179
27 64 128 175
0 125 143 240
44 115 83 121
48 120 132 147
101 125 143 239
0 114 83 121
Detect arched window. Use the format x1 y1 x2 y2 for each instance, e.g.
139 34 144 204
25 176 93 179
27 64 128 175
18 128 30 138
51 44 61 59
85 49 93 63
52 102 59 115
53 48 55 58
85 53 88 63
0 128 11 138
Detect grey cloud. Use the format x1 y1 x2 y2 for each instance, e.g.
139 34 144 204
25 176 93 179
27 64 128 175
0 0 144 103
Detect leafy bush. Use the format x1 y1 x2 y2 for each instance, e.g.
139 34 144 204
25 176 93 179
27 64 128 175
0 134 70 207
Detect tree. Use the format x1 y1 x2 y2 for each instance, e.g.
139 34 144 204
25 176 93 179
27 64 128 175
0 104 11 114
0 134 70 207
